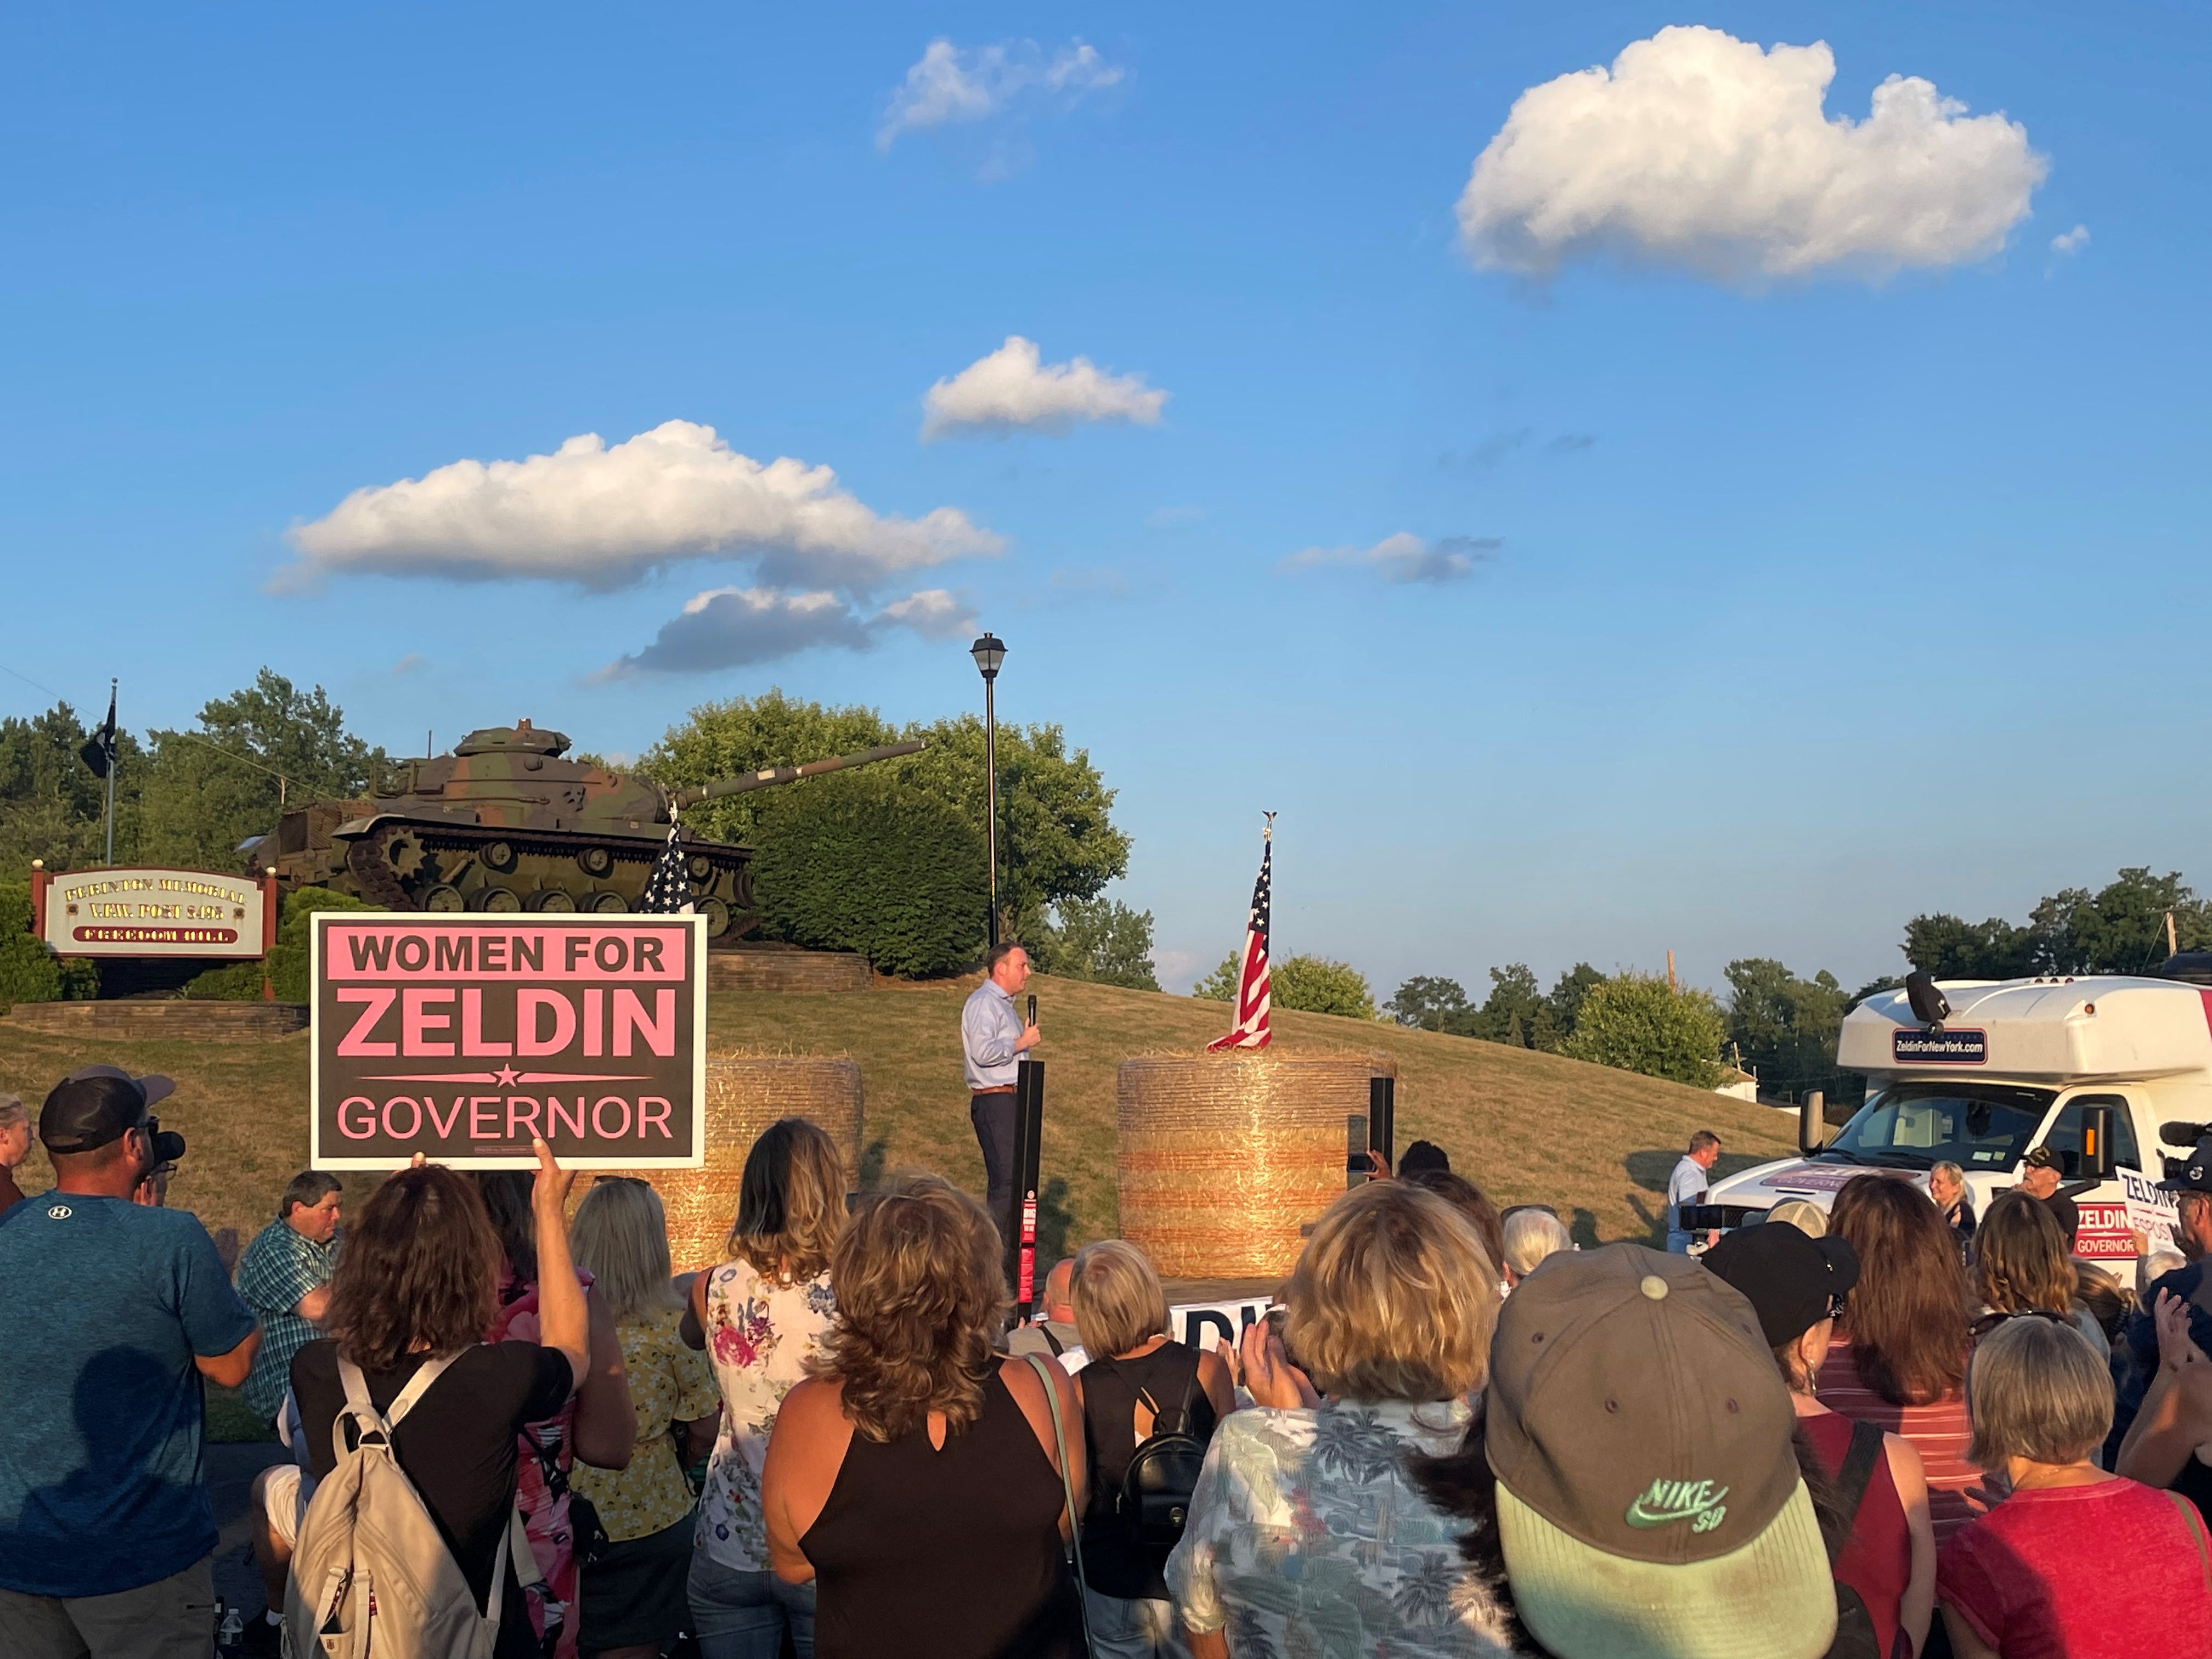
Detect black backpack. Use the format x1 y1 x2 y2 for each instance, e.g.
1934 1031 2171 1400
1119 1370 1207 1553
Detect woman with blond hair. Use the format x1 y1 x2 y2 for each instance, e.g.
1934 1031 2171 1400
1937 1314 2212 1655
1972 1189 2108 1357
683 1119 848 1658
1068 1239 1235 1657
761 1172 1087 1659
1165 1180 1513 1657
569 1178 721 1659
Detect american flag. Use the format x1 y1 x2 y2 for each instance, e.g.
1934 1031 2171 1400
1208 817 1273 1052
637 815 696 915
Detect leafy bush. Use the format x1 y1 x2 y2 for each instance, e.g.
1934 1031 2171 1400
0 880 97 1006
1194 950 1378 1019
751 769 990 978
1565 972 1726 1088
182 885 380 1002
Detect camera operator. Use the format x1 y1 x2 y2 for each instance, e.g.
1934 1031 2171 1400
0 1065 261 1658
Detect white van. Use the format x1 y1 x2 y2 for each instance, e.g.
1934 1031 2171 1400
1692 973 2212 1261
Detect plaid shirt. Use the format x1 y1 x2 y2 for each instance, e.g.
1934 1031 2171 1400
232 1219 338 1421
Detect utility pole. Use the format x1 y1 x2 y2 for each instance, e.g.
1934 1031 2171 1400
1666 949 1677 991
2168 910 2180 960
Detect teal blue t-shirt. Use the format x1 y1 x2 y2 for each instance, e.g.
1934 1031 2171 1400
0 1192 258 1596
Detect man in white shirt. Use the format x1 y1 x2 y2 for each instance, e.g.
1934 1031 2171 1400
961 942 1041 1235
1666 1130 1722 1253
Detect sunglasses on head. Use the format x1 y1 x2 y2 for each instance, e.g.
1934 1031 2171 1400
1970 1308 2072 1339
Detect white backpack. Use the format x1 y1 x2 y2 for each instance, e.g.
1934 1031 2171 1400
284 1351 532 1659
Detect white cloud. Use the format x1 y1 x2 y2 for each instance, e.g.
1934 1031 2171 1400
281 420 1002 592
600 584 977 678
1280 532 1499 584
922 336 1167 440
1145 504 1205 528
879 38 1121 150
1457 25 2047 286
2050 223 2090 255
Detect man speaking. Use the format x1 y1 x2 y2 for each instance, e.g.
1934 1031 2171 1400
963 943 1041 1229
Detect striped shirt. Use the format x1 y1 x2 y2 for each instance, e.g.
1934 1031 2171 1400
1816 1338 1980 1544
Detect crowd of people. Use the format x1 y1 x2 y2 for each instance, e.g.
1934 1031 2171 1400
9 1069 2212 1658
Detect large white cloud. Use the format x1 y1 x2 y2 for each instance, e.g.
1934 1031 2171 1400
1281 532 1498 585
1457 26 2046 285
921 336 1167 440
601 584 978 678
281 420 1002 591
879 38 1120 150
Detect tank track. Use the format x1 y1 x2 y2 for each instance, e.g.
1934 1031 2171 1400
341 820 756 930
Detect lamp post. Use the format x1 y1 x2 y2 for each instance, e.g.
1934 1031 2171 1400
969 632 1006 947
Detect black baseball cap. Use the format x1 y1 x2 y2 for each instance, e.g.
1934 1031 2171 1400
2023 1144 2062 1171
2159 1136 2212 1196
1703 1220 1861 1350
41 1066 184 1160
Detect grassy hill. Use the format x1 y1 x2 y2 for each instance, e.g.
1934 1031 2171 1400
0 972 1798 1257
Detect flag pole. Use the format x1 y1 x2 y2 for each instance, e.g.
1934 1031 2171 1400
104 678 116 867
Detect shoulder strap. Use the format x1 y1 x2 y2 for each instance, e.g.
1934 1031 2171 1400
1042 1324 1064 1357
1826 1419 1886 1564
1022 1353 1096 1659
1167 1359 1202 1437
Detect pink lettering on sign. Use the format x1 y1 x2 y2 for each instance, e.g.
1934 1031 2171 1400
327 924 685 981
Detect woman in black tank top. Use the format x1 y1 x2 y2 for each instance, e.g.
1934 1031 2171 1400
1069 1241 1235 1656
759 1174 1086 1659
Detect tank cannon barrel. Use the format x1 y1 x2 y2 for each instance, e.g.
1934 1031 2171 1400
669 739 926 811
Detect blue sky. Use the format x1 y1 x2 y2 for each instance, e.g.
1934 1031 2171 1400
2 3 2205 998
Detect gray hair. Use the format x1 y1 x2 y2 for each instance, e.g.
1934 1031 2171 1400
1500 1206 1573 1279
0 1094 26 1132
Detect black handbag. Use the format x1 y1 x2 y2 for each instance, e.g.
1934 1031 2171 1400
1119 1372 1207 1553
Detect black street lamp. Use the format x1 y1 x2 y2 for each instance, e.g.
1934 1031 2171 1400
969 633 1006 946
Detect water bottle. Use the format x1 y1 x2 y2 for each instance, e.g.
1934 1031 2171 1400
217 1604 244 1654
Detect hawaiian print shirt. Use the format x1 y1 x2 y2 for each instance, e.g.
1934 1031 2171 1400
694 1259 837 1571
568 1304 719 1544
1163 1398 1517 1658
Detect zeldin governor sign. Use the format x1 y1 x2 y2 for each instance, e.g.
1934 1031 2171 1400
312 913 707 1170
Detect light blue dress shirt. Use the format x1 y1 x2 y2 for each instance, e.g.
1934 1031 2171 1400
962 979 1024 1091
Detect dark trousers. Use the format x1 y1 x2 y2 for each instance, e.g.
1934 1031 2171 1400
970 1090 1018 1235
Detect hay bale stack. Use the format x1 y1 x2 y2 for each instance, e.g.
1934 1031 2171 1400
1116 1052 1395 1280
597 1054 862 1272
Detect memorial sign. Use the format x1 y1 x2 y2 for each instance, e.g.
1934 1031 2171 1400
312 913 707 1170
36 866 273 958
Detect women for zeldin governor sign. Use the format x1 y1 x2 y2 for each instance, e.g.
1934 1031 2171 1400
311 912 707 1170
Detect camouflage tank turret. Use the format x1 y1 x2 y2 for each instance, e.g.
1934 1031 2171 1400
246 719 923 944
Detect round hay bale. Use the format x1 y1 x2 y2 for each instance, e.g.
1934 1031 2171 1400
1117 1052 1396 1280
595 1055 863 1272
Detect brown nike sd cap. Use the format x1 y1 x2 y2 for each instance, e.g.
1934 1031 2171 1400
1485 1243 1835 1659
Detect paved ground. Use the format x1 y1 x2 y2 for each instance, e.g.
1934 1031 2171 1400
207 1442 290 1620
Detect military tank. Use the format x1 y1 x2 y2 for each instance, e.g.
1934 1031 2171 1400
245 720 923 944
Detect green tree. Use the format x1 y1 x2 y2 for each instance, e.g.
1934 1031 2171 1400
1388 975 1470 1031
1195 952 1378 1019
1724 958 1849 1098
0 702 146 877
1028 896 1159 990
0 879 98 1005
1273 955 1378 1019
1466 964 1544 1046
748 766 991 978
1902 868 2212 980
641 690 1129 938
1565 973 1727 1088
139 670 385 871
1544 963 1607 1042
1901 913 2039 981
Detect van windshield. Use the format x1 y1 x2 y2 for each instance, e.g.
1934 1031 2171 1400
1820 1081 2055 1172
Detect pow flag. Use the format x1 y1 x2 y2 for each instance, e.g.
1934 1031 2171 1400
1208 820 1274 1052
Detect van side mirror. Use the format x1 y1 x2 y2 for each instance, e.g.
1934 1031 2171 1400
1799 1090 1827 1155
2080 1104 2118 1182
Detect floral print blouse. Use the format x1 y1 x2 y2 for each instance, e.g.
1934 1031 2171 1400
1163 1398 1517 1658
567 1303 720 1544
694 1257 838 1571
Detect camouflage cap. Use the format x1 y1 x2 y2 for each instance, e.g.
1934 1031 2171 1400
1484 1243 1835 1659
2023 1144 2063 1170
